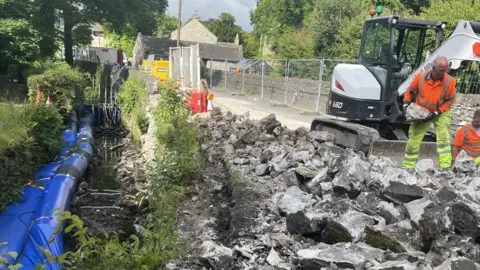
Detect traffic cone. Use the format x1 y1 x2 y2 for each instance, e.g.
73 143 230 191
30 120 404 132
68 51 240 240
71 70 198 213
207 99 213 112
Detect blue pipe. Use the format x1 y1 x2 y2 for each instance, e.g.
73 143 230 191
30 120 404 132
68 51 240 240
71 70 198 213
0 109 95 270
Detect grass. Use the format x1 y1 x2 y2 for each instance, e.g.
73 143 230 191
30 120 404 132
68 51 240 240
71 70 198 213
0 102 63 211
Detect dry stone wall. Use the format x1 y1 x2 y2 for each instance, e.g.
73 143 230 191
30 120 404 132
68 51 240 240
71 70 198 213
127 69 159 164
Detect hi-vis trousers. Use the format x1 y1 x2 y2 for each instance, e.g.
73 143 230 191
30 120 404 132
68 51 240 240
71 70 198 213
403 109 452 169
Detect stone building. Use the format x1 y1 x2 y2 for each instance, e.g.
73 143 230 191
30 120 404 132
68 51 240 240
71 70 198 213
91 24 107 48
132 10 243 70
169 10 217 44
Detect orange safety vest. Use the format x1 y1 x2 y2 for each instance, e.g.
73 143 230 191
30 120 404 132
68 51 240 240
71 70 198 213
460 123 480 158
406 70 455 112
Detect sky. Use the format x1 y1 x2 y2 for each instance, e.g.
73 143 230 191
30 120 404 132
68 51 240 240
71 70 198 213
166 0 257 32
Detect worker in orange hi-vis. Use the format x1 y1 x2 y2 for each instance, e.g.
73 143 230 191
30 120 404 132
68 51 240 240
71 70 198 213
452 109 480 166
402 56 456 169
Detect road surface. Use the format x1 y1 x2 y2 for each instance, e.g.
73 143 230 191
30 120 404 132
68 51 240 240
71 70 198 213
210 90 322 130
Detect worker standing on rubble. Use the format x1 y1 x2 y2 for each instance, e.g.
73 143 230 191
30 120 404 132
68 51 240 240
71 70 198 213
402 56 457 169
452 109 480 166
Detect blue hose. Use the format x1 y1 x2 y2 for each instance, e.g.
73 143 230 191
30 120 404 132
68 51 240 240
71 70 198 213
0 109 95 270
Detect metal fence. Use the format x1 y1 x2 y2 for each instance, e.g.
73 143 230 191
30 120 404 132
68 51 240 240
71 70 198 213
204 58 357 113
169 44 201 89
453 61 480 95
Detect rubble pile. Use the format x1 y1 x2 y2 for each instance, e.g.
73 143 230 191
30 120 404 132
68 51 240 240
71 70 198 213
170 107 480 270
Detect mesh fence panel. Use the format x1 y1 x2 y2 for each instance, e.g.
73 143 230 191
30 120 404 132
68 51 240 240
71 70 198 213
286 59 322 110
182 47 191 87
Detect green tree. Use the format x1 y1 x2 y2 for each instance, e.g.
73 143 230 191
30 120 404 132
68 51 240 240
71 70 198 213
276 28 314 59
156 14 178 38
204 13 242 43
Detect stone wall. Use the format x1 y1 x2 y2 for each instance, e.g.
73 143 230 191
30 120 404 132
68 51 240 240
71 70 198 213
451 93 480 134
127 69 159 164
206 68 329 112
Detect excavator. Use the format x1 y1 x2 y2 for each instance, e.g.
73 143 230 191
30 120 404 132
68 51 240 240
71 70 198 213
310 16 480 165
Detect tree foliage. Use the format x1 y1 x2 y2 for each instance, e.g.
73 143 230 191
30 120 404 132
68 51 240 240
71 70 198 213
248 0 476 60
203 13 243 43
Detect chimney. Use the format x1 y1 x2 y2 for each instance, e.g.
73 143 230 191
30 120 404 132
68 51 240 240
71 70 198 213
234 33 239 45
192 10 200 20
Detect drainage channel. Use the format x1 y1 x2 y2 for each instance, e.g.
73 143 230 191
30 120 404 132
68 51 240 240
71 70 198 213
69 125 137 242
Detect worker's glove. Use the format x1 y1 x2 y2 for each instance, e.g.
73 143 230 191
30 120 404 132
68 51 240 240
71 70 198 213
423 110 440 122
403 103 409 112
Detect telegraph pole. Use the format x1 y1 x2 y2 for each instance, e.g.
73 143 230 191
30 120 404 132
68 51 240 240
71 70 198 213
176 0 182 47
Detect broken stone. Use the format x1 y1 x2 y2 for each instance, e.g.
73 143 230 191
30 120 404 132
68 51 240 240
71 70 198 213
406 102 430 122
426 233 480 267
305 167 328 197
317 142 346 173
295 127 309 138
266 248 284 266
417 158 435 174
233 157 250 165
233 245 253 259
260 149 274 163
277 186 316 215
258 114 282 134
356 192 380 216
286 211 314 235
200 241 235 269
365 221 420 253
435 256 478 270
418 203 447 241
259 133 274 141
383 181 425 204
331 152 371 199
453 150 476 174
291 151 311 164
294 166 317 183
255 164 271 176
404 196 433 227
241 128 260 144
293 242 385 269
377 201 405 225
275 170 300 190
448 199 480 239
337 211 377 243
266 192 284 216
368 260 419 270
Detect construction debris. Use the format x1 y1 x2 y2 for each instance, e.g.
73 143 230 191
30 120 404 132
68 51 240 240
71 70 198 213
168 108 480 269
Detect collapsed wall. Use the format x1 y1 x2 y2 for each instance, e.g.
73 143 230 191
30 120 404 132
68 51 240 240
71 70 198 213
167 107 480 270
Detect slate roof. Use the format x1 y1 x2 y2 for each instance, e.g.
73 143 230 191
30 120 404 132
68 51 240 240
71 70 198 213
139 35 243 62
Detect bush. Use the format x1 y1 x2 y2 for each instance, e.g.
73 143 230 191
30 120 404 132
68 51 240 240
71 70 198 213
116 75 148 143
27 61 87 112
0 103 63 211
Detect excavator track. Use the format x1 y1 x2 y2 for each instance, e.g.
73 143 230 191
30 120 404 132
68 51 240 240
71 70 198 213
310 116 381 155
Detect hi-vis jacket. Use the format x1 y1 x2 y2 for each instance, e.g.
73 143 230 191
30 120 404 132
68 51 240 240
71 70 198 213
403 70 456 113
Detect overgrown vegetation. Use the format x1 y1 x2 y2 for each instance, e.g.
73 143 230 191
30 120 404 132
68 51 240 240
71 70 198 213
42 77 198 269
0 60 90 212
116 75 149 143
27 61 88 113
0 103 63 211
